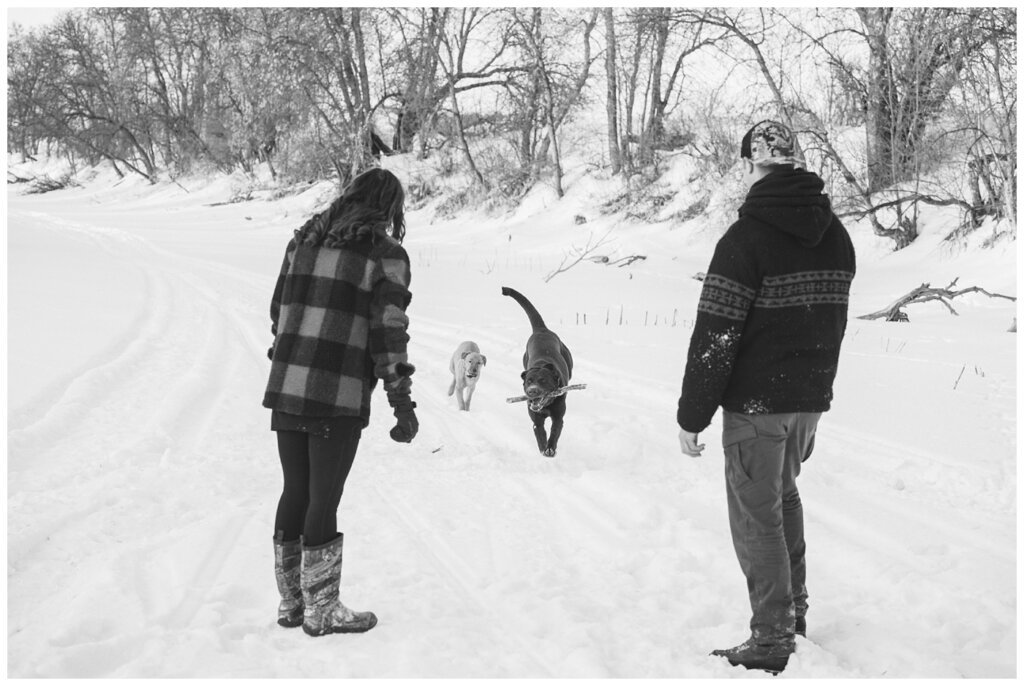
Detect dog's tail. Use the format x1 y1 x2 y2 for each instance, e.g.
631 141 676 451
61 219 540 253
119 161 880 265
501 286 547 332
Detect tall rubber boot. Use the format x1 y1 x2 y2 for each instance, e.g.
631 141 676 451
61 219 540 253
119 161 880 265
274 534 304 627
301 533 378 636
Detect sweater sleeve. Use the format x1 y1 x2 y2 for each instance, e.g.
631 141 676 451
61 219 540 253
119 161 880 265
368 242 414 396
269 238 296 338
677 233 758 433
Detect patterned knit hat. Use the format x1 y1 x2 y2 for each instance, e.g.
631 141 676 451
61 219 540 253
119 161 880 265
740 120 804 168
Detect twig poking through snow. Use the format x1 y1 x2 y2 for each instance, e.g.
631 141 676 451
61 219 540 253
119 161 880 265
953 364 966 390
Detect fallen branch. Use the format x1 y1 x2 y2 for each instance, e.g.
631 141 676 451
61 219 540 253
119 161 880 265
858 278 1016 322
836 192 976 221
544 231 612 282
611 255 646 267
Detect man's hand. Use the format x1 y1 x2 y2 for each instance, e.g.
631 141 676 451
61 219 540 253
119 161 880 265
678 429 705 458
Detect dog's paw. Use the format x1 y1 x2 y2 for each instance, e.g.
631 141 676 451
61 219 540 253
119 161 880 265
542 447 557 458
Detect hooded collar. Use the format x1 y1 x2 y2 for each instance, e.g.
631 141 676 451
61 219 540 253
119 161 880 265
739 168 834 247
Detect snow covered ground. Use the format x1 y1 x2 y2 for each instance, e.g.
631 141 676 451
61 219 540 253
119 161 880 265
5 158 1018 678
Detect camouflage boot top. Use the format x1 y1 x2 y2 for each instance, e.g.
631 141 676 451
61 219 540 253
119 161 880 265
274 536 304 628
301 534 378 637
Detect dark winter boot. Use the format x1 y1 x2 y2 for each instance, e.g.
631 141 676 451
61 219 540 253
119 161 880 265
795 615 806 638
301 533 378 636
274 534 304 628
712 632 795 674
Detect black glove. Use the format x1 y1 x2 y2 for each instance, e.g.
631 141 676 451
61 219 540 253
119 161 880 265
267 346 274 360
385 364 417 443
389 401 418 443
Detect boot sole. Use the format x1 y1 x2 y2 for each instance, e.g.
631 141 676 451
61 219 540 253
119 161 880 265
302 616 378 636
278 616 303 628
725 656 789 674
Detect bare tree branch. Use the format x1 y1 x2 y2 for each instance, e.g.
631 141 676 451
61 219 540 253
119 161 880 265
858 278 1016 321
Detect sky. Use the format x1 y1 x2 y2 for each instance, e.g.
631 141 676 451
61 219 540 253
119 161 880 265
6 6 72 30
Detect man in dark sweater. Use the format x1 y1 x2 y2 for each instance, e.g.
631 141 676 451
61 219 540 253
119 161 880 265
677 121 856 673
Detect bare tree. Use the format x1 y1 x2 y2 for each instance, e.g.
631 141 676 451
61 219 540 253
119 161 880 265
510 7 598 197
8 4 1015 231
206 8 306 178
386 8 445 157
614 8 725 173
6 26 48 160
281 8 382 185
41 13 158 179
432 8 492 187
100 8 224 172
855 9 987 193
952 8 1017 230
603 8 622 175
702 9 791 123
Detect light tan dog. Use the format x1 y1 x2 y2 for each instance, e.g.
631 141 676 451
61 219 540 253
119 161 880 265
448 341 487 411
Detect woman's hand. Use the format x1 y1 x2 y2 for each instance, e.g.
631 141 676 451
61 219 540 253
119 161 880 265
390 402 418 443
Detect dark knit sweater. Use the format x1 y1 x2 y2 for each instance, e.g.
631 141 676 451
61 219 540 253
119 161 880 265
677 168 856 433
263 227 412 426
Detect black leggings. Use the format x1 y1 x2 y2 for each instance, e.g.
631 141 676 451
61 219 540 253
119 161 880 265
274 419 362 547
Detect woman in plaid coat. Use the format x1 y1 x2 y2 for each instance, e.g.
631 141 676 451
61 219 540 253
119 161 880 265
263 168 417 636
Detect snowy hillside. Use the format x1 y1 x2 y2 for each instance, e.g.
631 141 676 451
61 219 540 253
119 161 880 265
5 156 1018 678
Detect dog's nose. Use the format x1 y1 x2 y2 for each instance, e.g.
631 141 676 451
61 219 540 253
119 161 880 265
526 385 542 397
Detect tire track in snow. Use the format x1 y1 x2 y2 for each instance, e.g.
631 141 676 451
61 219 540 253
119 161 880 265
142 514 254 631
8 214 269 649
371 482 558 676
9 250 237 474
7 263 171 458
9 211 272 471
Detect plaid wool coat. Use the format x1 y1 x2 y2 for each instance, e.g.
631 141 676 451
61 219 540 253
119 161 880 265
263 231 412 425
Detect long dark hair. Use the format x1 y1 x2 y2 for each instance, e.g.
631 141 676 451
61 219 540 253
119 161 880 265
295 168 406 247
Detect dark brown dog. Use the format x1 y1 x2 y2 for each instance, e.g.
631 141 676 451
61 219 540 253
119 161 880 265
502 287 574 457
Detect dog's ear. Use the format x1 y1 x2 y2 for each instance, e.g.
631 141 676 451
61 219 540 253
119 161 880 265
461 351 471 359
481 355 487 365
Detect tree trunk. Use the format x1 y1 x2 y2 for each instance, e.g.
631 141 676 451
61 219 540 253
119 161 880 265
857 8 896 192
603 8 622 175
529 8 598 193
392 9 443 155
639 9 669 166
437 10 485 188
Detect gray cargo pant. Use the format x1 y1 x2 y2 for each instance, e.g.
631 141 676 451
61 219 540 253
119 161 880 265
722 410 820 644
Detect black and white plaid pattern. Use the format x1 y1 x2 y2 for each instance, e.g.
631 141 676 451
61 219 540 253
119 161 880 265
263 234 412 422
